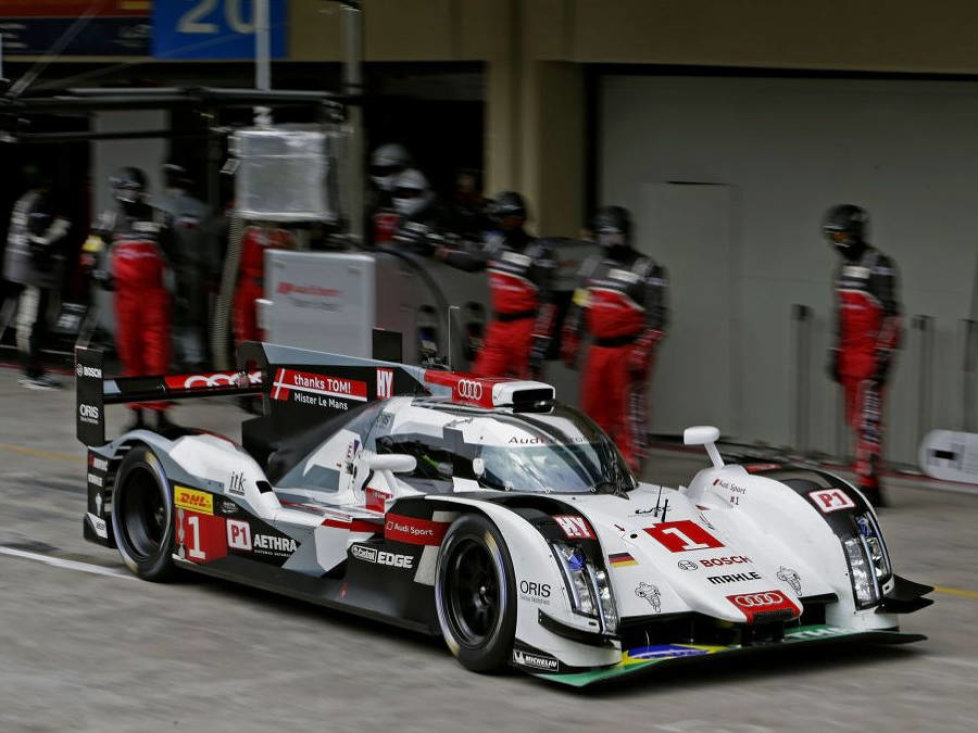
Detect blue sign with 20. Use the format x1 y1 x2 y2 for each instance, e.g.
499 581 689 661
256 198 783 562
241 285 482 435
152 0 287 60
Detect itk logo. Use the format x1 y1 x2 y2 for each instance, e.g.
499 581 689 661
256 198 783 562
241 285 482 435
554 515 595 540
808 489 856 514
377 368 394 399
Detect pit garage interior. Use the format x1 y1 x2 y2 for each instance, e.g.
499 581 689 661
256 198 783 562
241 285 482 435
1 1 978 730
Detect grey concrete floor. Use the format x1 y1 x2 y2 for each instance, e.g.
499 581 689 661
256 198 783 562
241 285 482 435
0 366 975 733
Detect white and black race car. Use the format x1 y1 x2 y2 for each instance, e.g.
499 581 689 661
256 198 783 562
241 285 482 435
77 342 931 686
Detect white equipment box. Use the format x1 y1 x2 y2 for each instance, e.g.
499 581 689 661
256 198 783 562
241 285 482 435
263 250 419 361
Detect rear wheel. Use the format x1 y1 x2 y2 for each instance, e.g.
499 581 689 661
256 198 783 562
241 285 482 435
435 514 516 672
111 446 176 581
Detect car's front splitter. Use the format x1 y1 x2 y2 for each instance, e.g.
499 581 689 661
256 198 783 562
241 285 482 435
531 624 926 687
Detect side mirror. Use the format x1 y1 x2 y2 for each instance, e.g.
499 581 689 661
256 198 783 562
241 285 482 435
366 453 417 475
683 426 720 446
683 425 724 469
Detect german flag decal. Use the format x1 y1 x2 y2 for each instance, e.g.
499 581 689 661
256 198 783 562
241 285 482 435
609 552 638 567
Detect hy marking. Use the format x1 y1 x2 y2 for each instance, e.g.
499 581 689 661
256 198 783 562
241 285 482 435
0 546 135 580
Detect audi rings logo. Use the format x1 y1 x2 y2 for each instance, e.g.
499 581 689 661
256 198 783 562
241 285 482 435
457 379 484 401
184 373 237 388
176 371 261 390
732 592 784 607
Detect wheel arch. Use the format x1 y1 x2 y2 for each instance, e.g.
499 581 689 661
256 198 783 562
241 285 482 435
419 494 622 672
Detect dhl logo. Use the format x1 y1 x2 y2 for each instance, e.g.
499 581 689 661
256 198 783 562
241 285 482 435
174 486 213 515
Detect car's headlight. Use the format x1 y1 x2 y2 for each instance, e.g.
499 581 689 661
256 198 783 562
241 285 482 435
550 541 617 633
855 512 892 584
844 536 881 608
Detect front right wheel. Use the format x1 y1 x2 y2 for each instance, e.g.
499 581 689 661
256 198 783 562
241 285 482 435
435 514 517 672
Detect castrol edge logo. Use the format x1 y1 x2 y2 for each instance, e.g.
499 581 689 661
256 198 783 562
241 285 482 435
174 486 213 515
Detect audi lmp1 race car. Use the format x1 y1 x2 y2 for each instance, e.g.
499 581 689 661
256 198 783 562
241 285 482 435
76 342 932 686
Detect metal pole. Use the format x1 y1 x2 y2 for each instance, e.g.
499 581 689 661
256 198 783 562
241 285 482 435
254 0 272 125
915 315 934 451
342 1 365 242
791 304 813 456
963 319 978 432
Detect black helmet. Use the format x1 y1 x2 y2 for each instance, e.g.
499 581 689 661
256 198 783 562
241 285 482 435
592 205 632 248
491 191 527 221
823 204 868 251
111 167 148 204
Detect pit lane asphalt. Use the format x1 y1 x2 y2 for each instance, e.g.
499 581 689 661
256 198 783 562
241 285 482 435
0 368 975 733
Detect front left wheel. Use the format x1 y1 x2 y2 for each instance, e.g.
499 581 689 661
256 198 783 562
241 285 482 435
434 514 517 672
111 445 176 581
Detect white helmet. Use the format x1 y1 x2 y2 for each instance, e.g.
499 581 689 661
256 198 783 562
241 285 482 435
370 143 412 192
392 168 434 218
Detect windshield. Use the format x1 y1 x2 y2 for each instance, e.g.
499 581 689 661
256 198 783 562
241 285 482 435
475 437 634 495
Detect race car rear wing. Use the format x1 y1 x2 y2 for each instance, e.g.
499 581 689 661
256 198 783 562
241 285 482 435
75 346 264 446
76 341 556 447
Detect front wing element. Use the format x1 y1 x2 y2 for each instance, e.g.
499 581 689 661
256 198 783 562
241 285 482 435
533 624 926 687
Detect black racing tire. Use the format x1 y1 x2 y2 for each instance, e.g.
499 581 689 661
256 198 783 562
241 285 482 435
435 514 517 673
111 446 176 581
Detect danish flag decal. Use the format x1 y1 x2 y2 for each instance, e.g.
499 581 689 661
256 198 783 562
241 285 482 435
271 368 368 403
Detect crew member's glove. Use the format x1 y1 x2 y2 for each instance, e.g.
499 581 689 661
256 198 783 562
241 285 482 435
394 222 435 255
826 348 841 383
871 350 892 385
529 337 549 378
561 329 580 369
628 329 663 374
92 268 115 292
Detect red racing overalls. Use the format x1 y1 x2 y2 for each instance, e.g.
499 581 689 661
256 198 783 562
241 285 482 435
233 225 295 346
832 245 902 493
563 249 669 472
98 204 173 412
441 229 557 379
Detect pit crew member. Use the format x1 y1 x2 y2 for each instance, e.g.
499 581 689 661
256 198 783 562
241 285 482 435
824 204 902 507
3 166 71 390
436 191 557 379
562 205 669 473
368 143 412 245
91 167 175 431
233 223 295 347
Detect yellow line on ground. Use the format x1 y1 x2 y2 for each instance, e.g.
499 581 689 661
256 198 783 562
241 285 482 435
934 585 978 600
0 443 85 463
